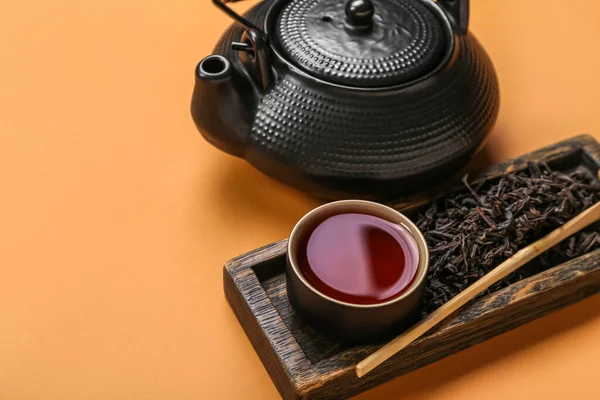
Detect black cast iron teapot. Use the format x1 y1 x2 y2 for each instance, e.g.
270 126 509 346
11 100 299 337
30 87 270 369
191 0 499 199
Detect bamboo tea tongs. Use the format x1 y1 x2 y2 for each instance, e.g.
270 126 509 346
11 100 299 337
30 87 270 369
356 196 600 378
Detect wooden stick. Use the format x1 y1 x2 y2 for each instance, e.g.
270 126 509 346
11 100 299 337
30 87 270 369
356 199 600 378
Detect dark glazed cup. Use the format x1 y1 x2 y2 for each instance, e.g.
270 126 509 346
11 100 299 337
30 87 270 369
286 200 430 343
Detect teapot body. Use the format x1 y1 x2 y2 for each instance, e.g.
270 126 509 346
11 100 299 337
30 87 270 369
191 0 500 199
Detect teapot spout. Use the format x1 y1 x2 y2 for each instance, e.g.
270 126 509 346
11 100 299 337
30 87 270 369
191 55 250 157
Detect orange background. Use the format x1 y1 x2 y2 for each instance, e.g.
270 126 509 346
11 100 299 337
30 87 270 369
1 0 600 399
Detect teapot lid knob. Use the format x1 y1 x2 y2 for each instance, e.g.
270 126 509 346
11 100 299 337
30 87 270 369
345 0 375 29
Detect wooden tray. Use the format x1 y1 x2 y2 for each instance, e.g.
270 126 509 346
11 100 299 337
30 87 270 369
224 135 600 400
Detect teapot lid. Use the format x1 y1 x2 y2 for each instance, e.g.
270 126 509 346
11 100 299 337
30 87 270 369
273 0 447 88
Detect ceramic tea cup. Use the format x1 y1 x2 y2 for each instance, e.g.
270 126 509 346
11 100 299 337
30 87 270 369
286 200 430 343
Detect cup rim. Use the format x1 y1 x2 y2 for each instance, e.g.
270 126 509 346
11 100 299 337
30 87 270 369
287 200 430 309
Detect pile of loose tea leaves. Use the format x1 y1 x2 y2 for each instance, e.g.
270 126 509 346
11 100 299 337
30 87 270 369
417 162 600 316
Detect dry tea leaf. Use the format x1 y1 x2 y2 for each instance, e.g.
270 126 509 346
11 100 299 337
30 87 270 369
418 163 600 315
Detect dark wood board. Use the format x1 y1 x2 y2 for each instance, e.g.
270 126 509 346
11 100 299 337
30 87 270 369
224 135 600 400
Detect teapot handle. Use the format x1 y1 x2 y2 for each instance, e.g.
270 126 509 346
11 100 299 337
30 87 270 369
212 0 273 92
437 0 469 34
212 0 266 37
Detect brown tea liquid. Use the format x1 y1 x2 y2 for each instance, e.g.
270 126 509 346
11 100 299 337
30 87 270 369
297 213 419 305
